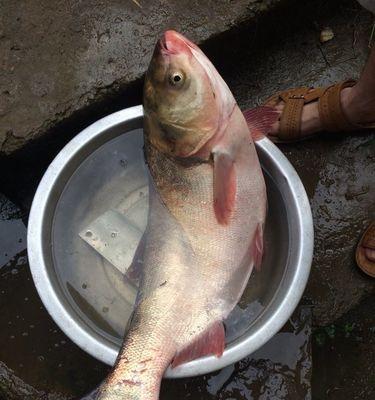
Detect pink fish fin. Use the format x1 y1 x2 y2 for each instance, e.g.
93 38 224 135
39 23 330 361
213 150 236 225
252 223 264 271
171 321 225 368
242 106 279 141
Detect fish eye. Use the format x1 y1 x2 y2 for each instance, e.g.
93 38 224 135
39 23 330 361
169 71 185 87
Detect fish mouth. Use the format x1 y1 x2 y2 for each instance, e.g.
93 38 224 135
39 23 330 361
157 30 197 56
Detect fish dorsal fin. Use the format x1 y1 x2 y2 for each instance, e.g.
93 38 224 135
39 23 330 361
242 106 279 141
213 150 236 225
171 321 225 368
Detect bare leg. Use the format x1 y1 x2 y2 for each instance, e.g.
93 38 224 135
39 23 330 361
341 45 375 125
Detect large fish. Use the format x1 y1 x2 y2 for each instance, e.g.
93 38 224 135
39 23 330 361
92 30 277 400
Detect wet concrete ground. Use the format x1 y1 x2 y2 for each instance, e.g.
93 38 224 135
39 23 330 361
0 0 374 398
0 247 108 398
312 296 375 400
207 0 375 327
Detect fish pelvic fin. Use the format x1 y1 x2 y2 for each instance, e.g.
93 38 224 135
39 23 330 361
213 150 236 225
252 223 264 271
171 321 225 368
243 106 279 141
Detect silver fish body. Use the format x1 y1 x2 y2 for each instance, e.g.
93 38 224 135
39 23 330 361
96 30 268 400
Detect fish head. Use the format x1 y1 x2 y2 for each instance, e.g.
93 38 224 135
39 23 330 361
144 30 235 158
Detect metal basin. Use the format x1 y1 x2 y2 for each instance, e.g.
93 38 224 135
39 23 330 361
27 105 313 378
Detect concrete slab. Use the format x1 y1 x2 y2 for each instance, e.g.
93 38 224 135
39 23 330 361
0 0 287 155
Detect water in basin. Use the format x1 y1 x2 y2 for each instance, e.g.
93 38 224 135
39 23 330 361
52 129 289 349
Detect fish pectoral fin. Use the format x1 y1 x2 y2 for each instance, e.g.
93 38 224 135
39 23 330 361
242 106 279 141
252 223 264 271
171 321 225 368
213 150 236 225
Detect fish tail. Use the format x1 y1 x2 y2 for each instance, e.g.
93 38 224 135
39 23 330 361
98 386 154 400
96 351 168 400
80 337 171 400
96 310 176 400
80 384 154 400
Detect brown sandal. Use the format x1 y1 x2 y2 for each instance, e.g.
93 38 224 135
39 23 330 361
356 222 375 278
265 80 375 143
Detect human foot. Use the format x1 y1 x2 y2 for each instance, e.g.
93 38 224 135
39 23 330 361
365 248 375 262
356 222 375 278
267 80 375 142
268 87 325 138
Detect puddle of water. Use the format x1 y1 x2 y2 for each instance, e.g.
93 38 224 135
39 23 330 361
0 219 26 267
0 195 109 397
52 129 288 348
0 193 27 268
0 250 110 398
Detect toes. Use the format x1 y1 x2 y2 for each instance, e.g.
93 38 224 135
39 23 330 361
364 247 375 262
265 108 282 136
274 103 284 113
268 122 280 137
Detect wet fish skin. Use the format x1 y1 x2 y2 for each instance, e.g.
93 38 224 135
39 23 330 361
95 30 268 400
